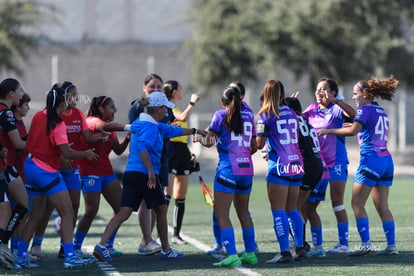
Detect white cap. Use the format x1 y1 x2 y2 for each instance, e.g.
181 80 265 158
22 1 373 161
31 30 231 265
148 91 175 108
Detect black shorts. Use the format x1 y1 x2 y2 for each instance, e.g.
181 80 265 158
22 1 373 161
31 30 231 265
0 171 8 202
301 159 324 191
5 165 19 184
121 171 166 211
168 142 192 176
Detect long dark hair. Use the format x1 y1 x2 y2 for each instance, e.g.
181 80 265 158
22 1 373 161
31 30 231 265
222 86 242 135
46 85 66 134
163 80 179 100
86 96 112 118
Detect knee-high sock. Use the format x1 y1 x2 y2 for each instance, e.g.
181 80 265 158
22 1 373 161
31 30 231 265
356 217 370 243
3 204 27 244
242 227 256 253
173 198 185 237
311 226 323 246
272 209 289 252
287 209 304 247
212 212 222 247
382 221 395 246
221 227 237 255
73 230 87 250
337 222 349 246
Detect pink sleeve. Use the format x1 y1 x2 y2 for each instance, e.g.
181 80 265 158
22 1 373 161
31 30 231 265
53 121 69 146
86 116 101 131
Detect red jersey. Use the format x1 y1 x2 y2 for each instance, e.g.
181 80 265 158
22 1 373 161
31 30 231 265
60 108 89 167
27 110 68 172
0 103 18 169
78 116 115 176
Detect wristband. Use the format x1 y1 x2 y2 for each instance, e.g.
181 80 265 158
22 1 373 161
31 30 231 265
192 128 197 135
124 124 131 131
189 101 195 106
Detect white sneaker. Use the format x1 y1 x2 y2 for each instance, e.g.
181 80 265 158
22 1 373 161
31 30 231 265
171 236 187 245
308 245 326 258
328 243 350 253
136 241 162 256
30 244 43 259
375 245 399 255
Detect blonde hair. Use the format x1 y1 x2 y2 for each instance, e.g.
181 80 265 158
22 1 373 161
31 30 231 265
258 80 283 118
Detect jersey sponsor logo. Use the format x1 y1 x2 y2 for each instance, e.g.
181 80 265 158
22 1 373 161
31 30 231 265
66 125 81 133
276 157 304 175
256 123 265 133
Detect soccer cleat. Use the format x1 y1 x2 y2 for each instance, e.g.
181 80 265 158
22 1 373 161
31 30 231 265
30 244 43 259
13 255 39 269
328 243 350 253
93 245 112 262
294 247 308 261
266 251 293 263
0 254 13 270
137 241 162 256
375 245 399 255
0 244 15 263
207 245 225 255
349 244 373 257
308 245 326 258
57 246 65 259
160 248 185 259
171 236 188 245
213 254 241 267
75 249 93 259
107 247 124 256
240 252 258 265
64 255 95 269
303 241 311 252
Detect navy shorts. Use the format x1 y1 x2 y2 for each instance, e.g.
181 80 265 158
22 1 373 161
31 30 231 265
121 171 166 211
301 159 324 191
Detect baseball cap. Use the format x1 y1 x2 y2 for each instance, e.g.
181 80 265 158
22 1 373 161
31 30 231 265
148 91 175 108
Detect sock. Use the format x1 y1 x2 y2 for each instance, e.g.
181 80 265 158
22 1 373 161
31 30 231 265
221 227 237 255
173 199 185 237
17 240 29 258
212 212 222 247
3 204 27 244
287 209 304 247
165 195 171 207
382 221 395 246
106 232 117 249
356 217 370 243
11 236 21 252
311 226 323 246
73 230 87 250
338 222 349 246
303 220 307 243
271 209 289 252
32 235 44 246
63 242 75 258
242 227 256 253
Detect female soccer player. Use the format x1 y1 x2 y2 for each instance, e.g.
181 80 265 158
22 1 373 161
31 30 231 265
318 76 398 256
256 80 305 263
14 86 98 269
163 80 200 244
74 96 130 257
93 92 207 262
196 86 257 267
302 78 356 253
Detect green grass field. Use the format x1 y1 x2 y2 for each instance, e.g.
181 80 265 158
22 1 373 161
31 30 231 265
4 177 414 275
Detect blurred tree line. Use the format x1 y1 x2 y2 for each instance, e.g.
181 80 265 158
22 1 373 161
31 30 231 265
187 0 414 90
2 0 414 93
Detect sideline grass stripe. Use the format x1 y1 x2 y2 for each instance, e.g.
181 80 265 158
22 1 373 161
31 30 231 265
169 226 265 276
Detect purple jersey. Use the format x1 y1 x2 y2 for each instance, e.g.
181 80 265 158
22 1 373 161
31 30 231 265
354 102 390 157
257 105 304 177
209 109 255 175
303 103 348 167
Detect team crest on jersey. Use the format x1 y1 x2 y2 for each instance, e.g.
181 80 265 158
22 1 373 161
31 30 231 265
5 110 13 118
257 122 265 133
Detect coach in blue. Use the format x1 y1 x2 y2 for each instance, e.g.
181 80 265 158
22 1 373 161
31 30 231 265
318 76 399 256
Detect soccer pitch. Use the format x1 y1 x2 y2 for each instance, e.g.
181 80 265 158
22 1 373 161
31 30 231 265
5 178 414 275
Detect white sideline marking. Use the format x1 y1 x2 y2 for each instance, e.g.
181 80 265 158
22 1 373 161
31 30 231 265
169 226 263 276
84 245 122 276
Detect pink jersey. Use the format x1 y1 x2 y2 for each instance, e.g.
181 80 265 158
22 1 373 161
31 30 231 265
78 116 115 176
